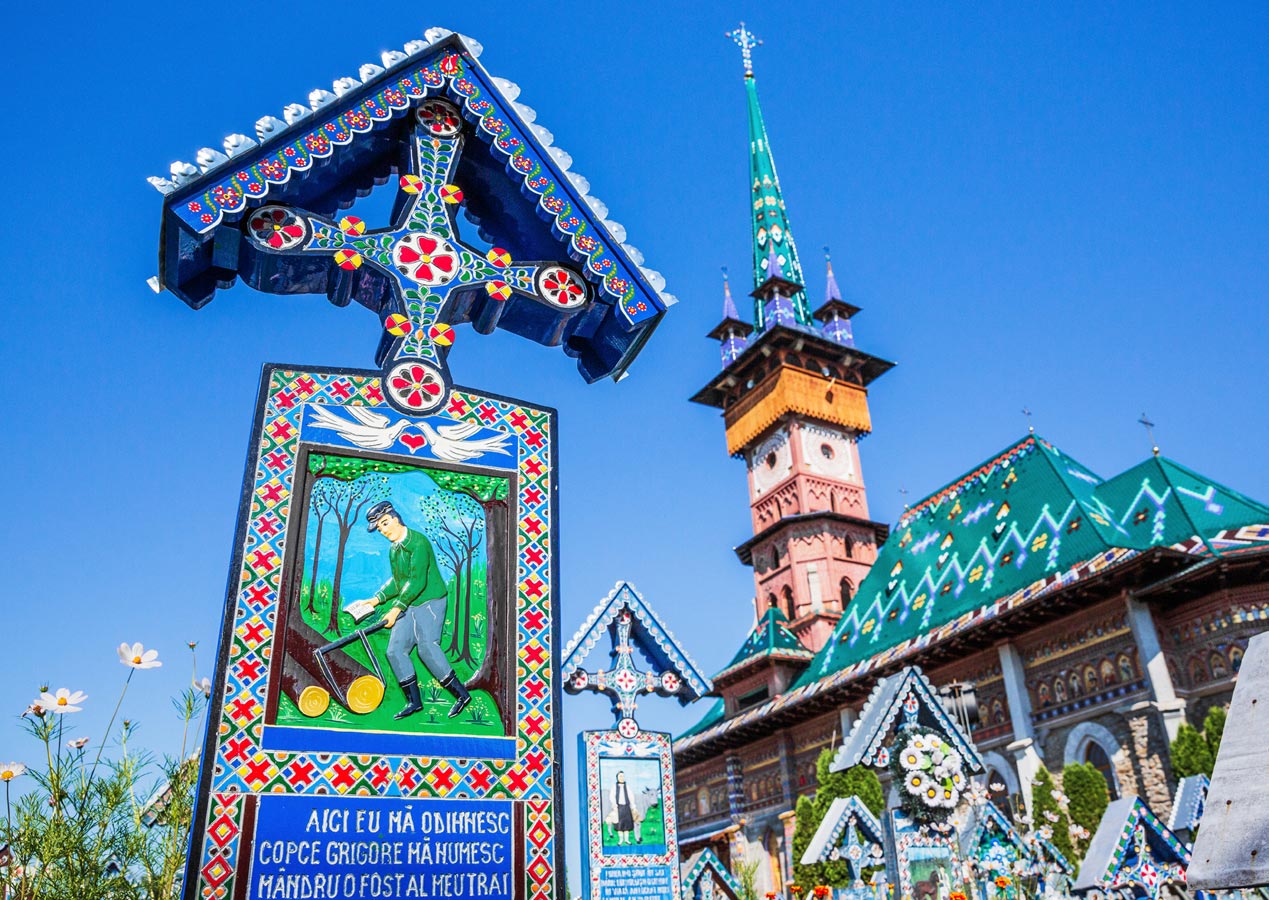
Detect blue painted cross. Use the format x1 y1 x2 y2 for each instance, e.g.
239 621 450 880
564 606 683 739
242 99 590 414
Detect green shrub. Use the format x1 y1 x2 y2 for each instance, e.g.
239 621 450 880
1031 767 1076 862
1062 763 1109 858
1202 706 1226 761
1170 723 1214 778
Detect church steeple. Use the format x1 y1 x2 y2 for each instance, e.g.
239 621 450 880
728 23 813 332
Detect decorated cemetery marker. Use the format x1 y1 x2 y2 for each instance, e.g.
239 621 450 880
562 582 711 900
964 800 1073 900
824 666 986 900
151 28 671 900
1071 797 1191 900
680 848 744 900
799 796 889 900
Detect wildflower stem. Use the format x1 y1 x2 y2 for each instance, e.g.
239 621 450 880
89 668 134 783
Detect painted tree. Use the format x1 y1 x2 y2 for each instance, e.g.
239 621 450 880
1031 767 1075 862
304 454 410 635
305 480 334 614
424 470 511 717
419 489 485 667
1170 723 1214 778
1062 762 1109 859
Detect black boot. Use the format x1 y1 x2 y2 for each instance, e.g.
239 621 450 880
440 673 471 718
394 677 423 720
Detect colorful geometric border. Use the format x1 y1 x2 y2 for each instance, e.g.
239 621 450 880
577 730 682 900
183 364 561 900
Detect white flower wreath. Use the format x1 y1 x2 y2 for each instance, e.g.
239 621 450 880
898 730 965 811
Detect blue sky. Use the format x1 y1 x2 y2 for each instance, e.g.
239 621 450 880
3 1 1267 892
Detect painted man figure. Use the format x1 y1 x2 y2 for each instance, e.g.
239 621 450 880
360 501 471 719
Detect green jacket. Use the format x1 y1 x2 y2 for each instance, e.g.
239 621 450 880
374 529 448 612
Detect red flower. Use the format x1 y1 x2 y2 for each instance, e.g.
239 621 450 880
418 100 462 137
389 364 443 409
248 208 306 250
393 233 459 286
813 887 831 899
538 266 586 308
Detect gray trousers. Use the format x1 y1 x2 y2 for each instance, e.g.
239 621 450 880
386 597 454 684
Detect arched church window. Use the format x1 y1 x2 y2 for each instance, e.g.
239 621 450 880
985 770 1011 815
1190 657 1207 685
1210 651 1229 679
1231 644 1245 672
767 592 778 611
1054 678 1067 705
1100 660 1117 686
1085 743 1119 801
782 585 795 619
844 535 855 558
840 577 854 605
1117 653 1136 683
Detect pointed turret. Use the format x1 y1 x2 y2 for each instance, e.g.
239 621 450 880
812 249 860 347
706 269 752 365
752 241 802 329
729 22 813 332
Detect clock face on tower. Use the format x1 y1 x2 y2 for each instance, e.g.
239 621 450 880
800 424 856 481
750 429 793 494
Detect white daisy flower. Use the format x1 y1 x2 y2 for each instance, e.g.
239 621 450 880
68 737 90 750
37 688 87 714
931 747 946 765
194 676 212 698
942 786 960 808
900 748 924 770
0 762 26 781
951 771 964 788
908 773 931 796
118 642 162 670
910 735 928 751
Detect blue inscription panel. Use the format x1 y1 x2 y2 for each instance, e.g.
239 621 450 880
249 795 512 899
596 865 674 900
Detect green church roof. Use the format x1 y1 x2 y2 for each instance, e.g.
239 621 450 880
715 607 813 682
678 435 1269 748
805 435 1269 685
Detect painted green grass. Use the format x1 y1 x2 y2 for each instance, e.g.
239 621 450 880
278 570 505 738
601 802 667 849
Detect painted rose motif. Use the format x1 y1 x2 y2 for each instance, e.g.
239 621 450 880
247 206 307 250
536 266 588 309
417 100 462 137
392 233 459 286
387 362 444 410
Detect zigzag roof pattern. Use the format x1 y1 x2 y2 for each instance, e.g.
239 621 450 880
805 435 1269 685
715 607 812 681
800 795 886 866
677 434 1269 753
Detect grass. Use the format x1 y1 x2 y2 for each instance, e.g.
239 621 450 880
277 571 504 738
601 803 667 850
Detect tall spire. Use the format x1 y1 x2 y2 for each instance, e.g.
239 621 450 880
727 23 812 333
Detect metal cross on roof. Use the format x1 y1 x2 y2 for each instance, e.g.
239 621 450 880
727 22 762 77
1138 413 1160 456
